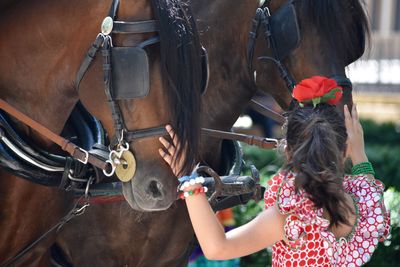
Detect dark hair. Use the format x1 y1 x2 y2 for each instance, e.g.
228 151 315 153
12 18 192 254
152 0 203 175
283 103 352 226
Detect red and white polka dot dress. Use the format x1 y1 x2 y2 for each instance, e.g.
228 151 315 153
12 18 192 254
264 171 391 267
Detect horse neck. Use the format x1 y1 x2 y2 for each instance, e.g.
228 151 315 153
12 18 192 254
197 0 259 130
0 0 111 145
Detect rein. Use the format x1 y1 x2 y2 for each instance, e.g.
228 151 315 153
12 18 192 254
0 100 108 170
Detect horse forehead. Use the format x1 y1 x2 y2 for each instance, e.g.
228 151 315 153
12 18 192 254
118 1 153 20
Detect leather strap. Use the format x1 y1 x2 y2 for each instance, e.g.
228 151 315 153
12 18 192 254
75 34 105 90
0 99 108 170
248 99 285 125
202 128 278 149
125 126 166 140
113 20 159 33
108 0 119 18
0 199 90 267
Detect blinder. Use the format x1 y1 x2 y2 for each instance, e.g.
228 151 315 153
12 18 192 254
269 1 300 60
111 42 209 99
111 47 150 99
111 42 155 100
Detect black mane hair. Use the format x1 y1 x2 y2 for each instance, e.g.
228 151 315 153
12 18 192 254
297 0 370 64
151 0 202 175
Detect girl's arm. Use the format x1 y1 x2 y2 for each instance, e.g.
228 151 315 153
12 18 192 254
185 194 286 260
159 125 286 260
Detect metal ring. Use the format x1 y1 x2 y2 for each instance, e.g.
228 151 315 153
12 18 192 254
68 173 89 183
103 160 116 177
84 176 94 199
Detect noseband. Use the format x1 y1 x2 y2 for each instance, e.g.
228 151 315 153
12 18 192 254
247 0 353 94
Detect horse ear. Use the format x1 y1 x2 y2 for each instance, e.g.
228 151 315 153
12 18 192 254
345 21 366 66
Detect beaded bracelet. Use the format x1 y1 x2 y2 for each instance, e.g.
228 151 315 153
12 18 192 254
178 186 208 200
178 176 205 191
352 161 375 176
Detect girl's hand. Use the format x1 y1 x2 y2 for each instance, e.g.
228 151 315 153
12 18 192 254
158 125 186 177
344 104 368 164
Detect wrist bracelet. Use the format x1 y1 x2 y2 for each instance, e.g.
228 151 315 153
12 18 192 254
178 176 205 191
178 186 208 200
352 161 375 176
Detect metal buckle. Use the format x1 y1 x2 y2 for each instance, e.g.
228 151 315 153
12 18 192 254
77 148 89 164
265 137 278 146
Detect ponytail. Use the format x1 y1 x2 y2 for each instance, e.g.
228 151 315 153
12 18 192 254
284 104 352 226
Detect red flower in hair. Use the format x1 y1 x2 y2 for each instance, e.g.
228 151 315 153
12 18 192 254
292 76 343 106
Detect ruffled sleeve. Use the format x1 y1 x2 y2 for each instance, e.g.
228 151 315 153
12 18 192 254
339 175 391 265
264 172 284 209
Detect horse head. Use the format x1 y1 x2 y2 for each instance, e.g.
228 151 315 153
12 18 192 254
252 0 369 111
77 0 203 211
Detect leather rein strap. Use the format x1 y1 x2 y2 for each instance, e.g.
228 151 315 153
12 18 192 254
202 128 278 149
0 99 108 170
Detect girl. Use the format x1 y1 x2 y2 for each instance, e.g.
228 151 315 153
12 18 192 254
159 76 390 266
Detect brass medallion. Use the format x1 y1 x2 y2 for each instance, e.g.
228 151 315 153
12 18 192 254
115 150 136 182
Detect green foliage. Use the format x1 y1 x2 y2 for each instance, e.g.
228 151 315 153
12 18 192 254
360 117 400 189
366 145 400 189
361 119 400 145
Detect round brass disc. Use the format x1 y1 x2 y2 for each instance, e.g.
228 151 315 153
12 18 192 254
115 150 136 182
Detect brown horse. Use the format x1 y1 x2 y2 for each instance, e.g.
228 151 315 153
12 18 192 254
53 0 370 266
195 0 368 170
0 0 203 266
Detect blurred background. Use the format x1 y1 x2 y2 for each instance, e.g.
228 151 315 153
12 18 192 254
189 1 400 266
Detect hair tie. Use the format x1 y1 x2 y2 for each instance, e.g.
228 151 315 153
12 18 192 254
292 76 343 107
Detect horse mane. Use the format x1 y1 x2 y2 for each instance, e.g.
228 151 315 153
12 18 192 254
151 0 202 175
298 0 370 63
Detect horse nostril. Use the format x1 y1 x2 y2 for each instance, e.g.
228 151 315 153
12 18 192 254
147 180 163 199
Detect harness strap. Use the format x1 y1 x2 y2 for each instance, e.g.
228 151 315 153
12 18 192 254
125 126 166 140
113 20 159 33
202 128 278 149
258 8 296 91
0 199 90 267
0 99 109 170
247 9 263 74
75 34 105 90
108 0 119 18
102 40 125 144
248 99 285 124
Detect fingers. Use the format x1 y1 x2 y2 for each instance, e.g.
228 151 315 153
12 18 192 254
344 105 352 130
166 124 179 148
352 103 359 122
159 136 176 156
158 148 172 165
